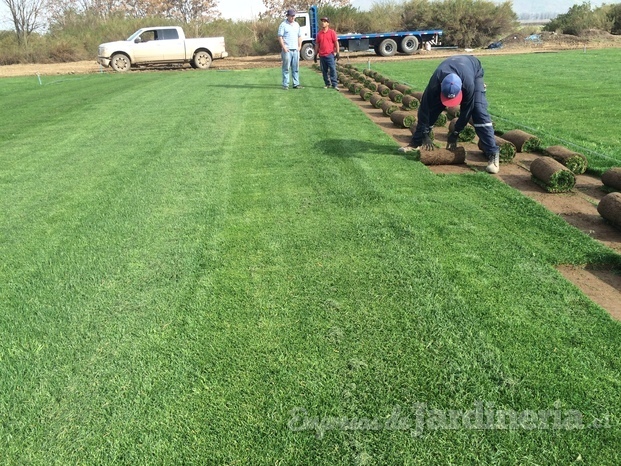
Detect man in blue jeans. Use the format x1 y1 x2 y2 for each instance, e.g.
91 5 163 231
278 9 303 90
399 55 500 174
313 17 339 90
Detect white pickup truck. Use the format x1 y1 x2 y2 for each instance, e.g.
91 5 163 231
97 26 228 72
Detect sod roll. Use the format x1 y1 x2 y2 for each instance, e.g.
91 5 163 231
381 99 399 116
394 84 414 95
448 119 476 142
478 136 516 162
530 156 576 193
601 167 621 191
401 94 420 110
501 129 542 152
419 147 466 165
411 91 424 101
390 110 416 128
388 89 404 103
445 106 460 119
597 192 621 229
543 145 588 174
377 84 391 97
359 87 373 101
434 113 447 127
384 79 398 89
370 93 386 108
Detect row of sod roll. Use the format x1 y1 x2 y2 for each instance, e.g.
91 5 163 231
310 62 621 230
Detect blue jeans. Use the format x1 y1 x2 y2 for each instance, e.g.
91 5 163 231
281 50 299 88
320 54 338 87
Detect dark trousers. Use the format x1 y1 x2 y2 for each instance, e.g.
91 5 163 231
320 54 338 87
411 77 498 154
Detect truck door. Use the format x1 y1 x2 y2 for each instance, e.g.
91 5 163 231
159 28 185 61
133 30 164 62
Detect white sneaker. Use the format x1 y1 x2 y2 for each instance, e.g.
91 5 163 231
486 152 500 174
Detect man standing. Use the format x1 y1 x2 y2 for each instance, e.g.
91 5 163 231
278 9 303 90
313 17 339 90
399 55 500 174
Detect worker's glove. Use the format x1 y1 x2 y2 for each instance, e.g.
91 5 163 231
422 133 434 151
446 131 460 151
335 52 340 61
313 54 318 63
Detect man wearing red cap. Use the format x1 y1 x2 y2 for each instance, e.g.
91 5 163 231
399 55 500 174
313 17 339 90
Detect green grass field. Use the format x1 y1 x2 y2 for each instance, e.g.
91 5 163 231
0 51 620 464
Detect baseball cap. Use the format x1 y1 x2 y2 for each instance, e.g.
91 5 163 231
320 17 329 22
286 8 296 16
440 73 463 107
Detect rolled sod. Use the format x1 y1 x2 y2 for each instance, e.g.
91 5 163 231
597 192 621 229
359 87 374 101
388 89 404 103
377 84 391 97
401 94 420 110
394 84 414 95
501 129 542 152
434 113 447 127
543 145 588 175
384 79 398 89
370 93 386 108
381 99 400 116
448 119 476 142
419 147 466 165
530 156 576 193
601 167 621 191
478 136 516 162
390 110 416 128
411 91 424 101
445 106 460 119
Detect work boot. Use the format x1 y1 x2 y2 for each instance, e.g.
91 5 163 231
486 152 500 174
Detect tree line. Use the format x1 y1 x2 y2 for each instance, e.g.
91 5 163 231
0 0 619 65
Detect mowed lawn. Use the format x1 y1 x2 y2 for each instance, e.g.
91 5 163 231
0 58 620 464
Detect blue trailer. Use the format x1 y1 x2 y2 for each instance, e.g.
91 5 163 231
298 5 443 61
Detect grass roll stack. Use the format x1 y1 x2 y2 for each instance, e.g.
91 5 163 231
419 147 466 165
501 129 542 152
543 145 588 174
601 167 621 191
597 192 621 229
390 111 416 128
530 157 576 193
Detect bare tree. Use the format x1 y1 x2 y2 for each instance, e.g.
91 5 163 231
2 0 47 45
262 0 350 18
167 0 220 23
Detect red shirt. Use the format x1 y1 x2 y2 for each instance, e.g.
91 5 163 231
316 29 338 57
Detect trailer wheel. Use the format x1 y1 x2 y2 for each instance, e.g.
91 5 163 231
400 35 419 54
377 38 397 57
300 43 315 61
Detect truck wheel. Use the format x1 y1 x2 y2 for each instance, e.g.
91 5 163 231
300 43 315 61
110 53 131 72
400 35 419 54
193 51 212 69
377 38 397 57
